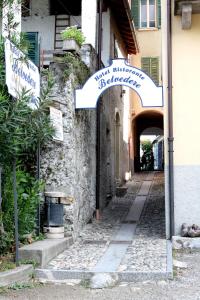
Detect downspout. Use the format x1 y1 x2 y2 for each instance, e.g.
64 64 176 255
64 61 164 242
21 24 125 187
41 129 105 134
96 0 103 220
167 0 175 238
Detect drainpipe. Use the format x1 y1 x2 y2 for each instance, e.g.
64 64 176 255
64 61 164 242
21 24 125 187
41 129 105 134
96 0 103 220
167 0 175 238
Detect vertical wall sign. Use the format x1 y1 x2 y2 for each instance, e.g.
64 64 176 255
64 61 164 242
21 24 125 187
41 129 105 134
50 107 64 142
4 39 40 109
75 59 163 109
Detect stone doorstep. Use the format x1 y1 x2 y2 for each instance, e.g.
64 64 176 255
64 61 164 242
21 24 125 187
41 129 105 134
19 237 73 268
36 269 173 283
0 264 33 287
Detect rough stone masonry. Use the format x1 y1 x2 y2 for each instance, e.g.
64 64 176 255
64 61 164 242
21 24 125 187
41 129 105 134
40 46 97 239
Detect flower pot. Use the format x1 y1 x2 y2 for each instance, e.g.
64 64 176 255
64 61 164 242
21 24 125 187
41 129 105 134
62 39 80 54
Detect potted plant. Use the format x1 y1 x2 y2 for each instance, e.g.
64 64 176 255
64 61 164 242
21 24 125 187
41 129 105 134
61 26 85 53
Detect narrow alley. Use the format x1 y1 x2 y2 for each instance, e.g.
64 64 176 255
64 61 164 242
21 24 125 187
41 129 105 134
37 171 171 283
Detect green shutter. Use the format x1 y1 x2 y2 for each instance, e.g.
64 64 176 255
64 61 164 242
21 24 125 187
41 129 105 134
157 0 161 29
131 0 140 29
150 57 159 84
25 32 39 66
141 57 159 85
141 57 151 76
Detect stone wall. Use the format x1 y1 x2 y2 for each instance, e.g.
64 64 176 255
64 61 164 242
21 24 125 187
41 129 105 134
40 49 96 239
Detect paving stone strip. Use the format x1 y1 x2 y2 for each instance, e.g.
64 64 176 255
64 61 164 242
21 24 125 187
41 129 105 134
90 173 151 273
137 180 152 196
112 224 137 241
92 244 129 272
125 196 146 222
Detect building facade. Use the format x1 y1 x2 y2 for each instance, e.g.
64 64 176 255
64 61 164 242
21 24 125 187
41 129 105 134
162 0 200 236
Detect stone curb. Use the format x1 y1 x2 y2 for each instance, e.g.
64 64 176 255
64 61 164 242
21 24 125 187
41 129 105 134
0 264 34 287
167 240 173 275
36 268 172 283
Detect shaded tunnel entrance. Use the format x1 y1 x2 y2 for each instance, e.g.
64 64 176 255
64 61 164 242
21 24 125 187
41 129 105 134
132 110 164 172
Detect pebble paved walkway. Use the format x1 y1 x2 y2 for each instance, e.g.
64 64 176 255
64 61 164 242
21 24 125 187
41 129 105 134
37 171 171 282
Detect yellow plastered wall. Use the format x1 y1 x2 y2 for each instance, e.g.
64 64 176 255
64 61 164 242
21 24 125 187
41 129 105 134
130 29 163 117
172 14 200 165
129 28 163 169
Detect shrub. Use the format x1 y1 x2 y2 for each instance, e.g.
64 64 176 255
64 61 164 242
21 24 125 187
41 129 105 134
0 167 44 254
2 168 44 238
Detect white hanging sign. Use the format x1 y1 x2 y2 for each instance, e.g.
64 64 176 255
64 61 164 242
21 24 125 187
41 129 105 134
4 39 40 109
50 107 64 142
75 59 163 109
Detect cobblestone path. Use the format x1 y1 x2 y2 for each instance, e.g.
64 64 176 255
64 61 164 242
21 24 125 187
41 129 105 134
37 171 169 281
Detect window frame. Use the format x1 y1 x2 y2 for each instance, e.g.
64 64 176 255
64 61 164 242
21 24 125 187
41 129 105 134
140 0 157 29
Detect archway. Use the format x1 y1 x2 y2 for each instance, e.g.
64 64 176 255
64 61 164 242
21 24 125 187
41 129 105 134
75 59 163 109
132 110 164 172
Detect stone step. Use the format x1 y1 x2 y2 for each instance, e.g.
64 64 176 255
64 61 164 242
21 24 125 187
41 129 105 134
19 237 73 267
36 268 172 283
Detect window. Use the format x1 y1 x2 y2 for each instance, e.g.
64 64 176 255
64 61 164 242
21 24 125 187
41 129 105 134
141 0 156 28
131 0 161 29
141 57 159 85
22 0 30 17
25 32 39 66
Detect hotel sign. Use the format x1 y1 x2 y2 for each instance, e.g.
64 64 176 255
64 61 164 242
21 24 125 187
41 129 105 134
4 39 40 109
75 59 163 109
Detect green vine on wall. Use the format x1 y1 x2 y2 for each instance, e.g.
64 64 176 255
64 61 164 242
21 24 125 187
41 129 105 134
62 52 90 87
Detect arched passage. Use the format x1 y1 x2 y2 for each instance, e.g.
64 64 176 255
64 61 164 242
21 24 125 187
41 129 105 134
132 110 164 172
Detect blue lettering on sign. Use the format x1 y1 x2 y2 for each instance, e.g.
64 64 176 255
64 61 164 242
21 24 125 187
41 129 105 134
98 79 106 89
98 75 141 90
12 59 36 89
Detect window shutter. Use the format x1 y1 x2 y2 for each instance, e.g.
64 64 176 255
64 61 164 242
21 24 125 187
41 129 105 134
131 0 140 29
150 57 159 84
141 57 159 85
25 32 39 66
141 57 151 76
157 0 161 29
